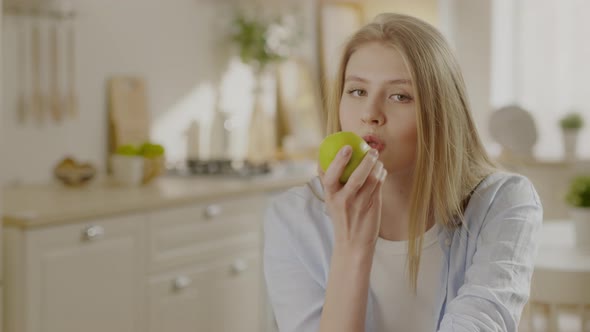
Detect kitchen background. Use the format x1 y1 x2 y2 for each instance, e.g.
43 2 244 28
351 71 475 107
0 0 589 331
0 0 448 185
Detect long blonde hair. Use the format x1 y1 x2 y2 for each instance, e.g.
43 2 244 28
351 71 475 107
324 13 500 292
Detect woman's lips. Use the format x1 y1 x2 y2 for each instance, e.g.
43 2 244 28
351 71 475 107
362 135 386 152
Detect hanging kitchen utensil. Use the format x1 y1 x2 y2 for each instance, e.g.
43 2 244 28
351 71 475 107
49 18 62 122
65 15 78 119
31 15 45 124
17 15 28 124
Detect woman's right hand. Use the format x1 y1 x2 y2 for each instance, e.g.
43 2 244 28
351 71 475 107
319 146 387 254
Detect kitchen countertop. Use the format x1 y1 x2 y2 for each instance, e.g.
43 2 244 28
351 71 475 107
3 164 316 229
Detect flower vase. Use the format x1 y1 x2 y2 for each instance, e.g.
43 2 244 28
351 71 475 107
562 128 579 162
571 207 590 248
247 71 276 165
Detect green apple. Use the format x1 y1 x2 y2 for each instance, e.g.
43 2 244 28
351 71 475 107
318 131 371 184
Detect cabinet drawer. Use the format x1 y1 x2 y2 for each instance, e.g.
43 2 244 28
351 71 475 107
28 213 144 248
148 248 262 332
148 194 268 272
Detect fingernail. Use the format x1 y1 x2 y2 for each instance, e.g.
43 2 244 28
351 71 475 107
370 149 378 157
340 146 351 156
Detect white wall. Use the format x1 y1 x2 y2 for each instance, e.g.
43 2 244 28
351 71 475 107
2 0 231 184
438 0 494 152
1 0 317 184
363 0 438 25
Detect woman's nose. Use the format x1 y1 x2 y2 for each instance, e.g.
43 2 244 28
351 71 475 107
361 102 385 126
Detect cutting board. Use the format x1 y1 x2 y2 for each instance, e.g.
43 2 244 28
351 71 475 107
108 77 150 154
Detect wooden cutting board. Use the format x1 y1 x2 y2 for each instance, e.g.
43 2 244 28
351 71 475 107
108 76 150 154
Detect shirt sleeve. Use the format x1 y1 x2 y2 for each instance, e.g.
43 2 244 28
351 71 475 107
263 199 325 332
438 175 543 332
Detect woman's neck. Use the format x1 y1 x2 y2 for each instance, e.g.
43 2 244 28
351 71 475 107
378 170 414 241
379 169 437 241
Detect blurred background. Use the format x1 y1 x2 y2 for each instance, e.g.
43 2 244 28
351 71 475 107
0 0 589 331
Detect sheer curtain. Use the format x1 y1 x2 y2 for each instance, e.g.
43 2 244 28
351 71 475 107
491 0 590 160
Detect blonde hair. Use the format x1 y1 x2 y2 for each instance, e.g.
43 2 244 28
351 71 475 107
324 13 500 292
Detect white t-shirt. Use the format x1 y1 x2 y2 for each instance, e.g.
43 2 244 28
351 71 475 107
370 223 443 332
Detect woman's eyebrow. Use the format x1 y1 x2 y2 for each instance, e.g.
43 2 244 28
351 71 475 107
344 75 412 85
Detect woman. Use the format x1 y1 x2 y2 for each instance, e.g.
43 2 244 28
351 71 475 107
264 13 542 332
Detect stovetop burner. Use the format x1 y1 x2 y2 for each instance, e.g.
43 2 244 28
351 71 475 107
168 159 272 177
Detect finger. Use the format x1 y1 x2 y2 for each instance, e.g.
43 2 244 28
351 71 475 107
370 166 387 196
323 145 352 194
343 149 379 194
367 167 386 210
317 163 324 176
356 161 384 198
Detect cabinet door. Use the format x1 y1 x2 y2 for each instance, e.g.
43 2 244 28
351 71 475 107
26 215 146 332
149 248 261 332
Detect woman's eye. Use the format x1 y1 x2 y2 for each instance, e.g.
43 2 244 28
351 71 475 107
390 94 412 102
347 89 366 97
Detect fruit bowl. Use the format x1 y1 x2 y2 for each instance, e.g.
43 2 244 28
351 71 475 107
54 157 97 187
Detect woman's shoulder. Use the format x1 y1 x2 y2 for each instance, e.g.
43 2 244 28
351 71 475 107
473 171 541 204
264 176 330 236
268 175 325 212
264 176 334 270
465 171 542 224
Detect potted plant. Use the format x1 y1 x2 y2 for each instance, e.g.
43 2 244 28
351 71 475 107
229 10 300 165
139 142 166 184
566 175 590 247
559 112 584 162
110 145 145 186
110 142 165 186
230 10 298 75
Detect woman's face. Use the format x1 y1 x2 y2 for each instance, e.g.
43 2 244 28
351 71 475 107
339 42 418 174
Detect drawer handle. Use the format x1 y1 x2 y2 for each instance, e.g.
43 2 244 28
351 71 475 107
231 258 249 274
173 275 192 290
82 225 105 241
204 204 223 219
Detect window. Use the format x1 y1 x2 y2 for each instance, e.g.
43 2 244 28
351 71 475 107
491 0 590 160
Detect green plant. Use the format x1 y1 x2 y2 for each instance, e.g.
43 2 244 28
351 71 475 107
559 112 584 130
115 144 141 156
115 142 165 158
230 10 300 73
139 142 165 158
566 175 590 208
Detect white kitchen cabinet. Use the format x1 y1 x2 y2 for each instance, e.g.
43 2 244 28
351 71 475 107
148 248 262 332
148 195 266 273
4 214 147 332
4 191 276 332
147 194 269 332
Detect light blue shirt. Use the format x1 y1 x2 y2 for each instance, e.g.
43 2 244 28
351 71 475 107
263 171 543 332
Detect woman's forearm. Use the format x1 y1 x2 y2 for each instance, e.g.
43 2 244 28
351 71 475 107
319 244 374 332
